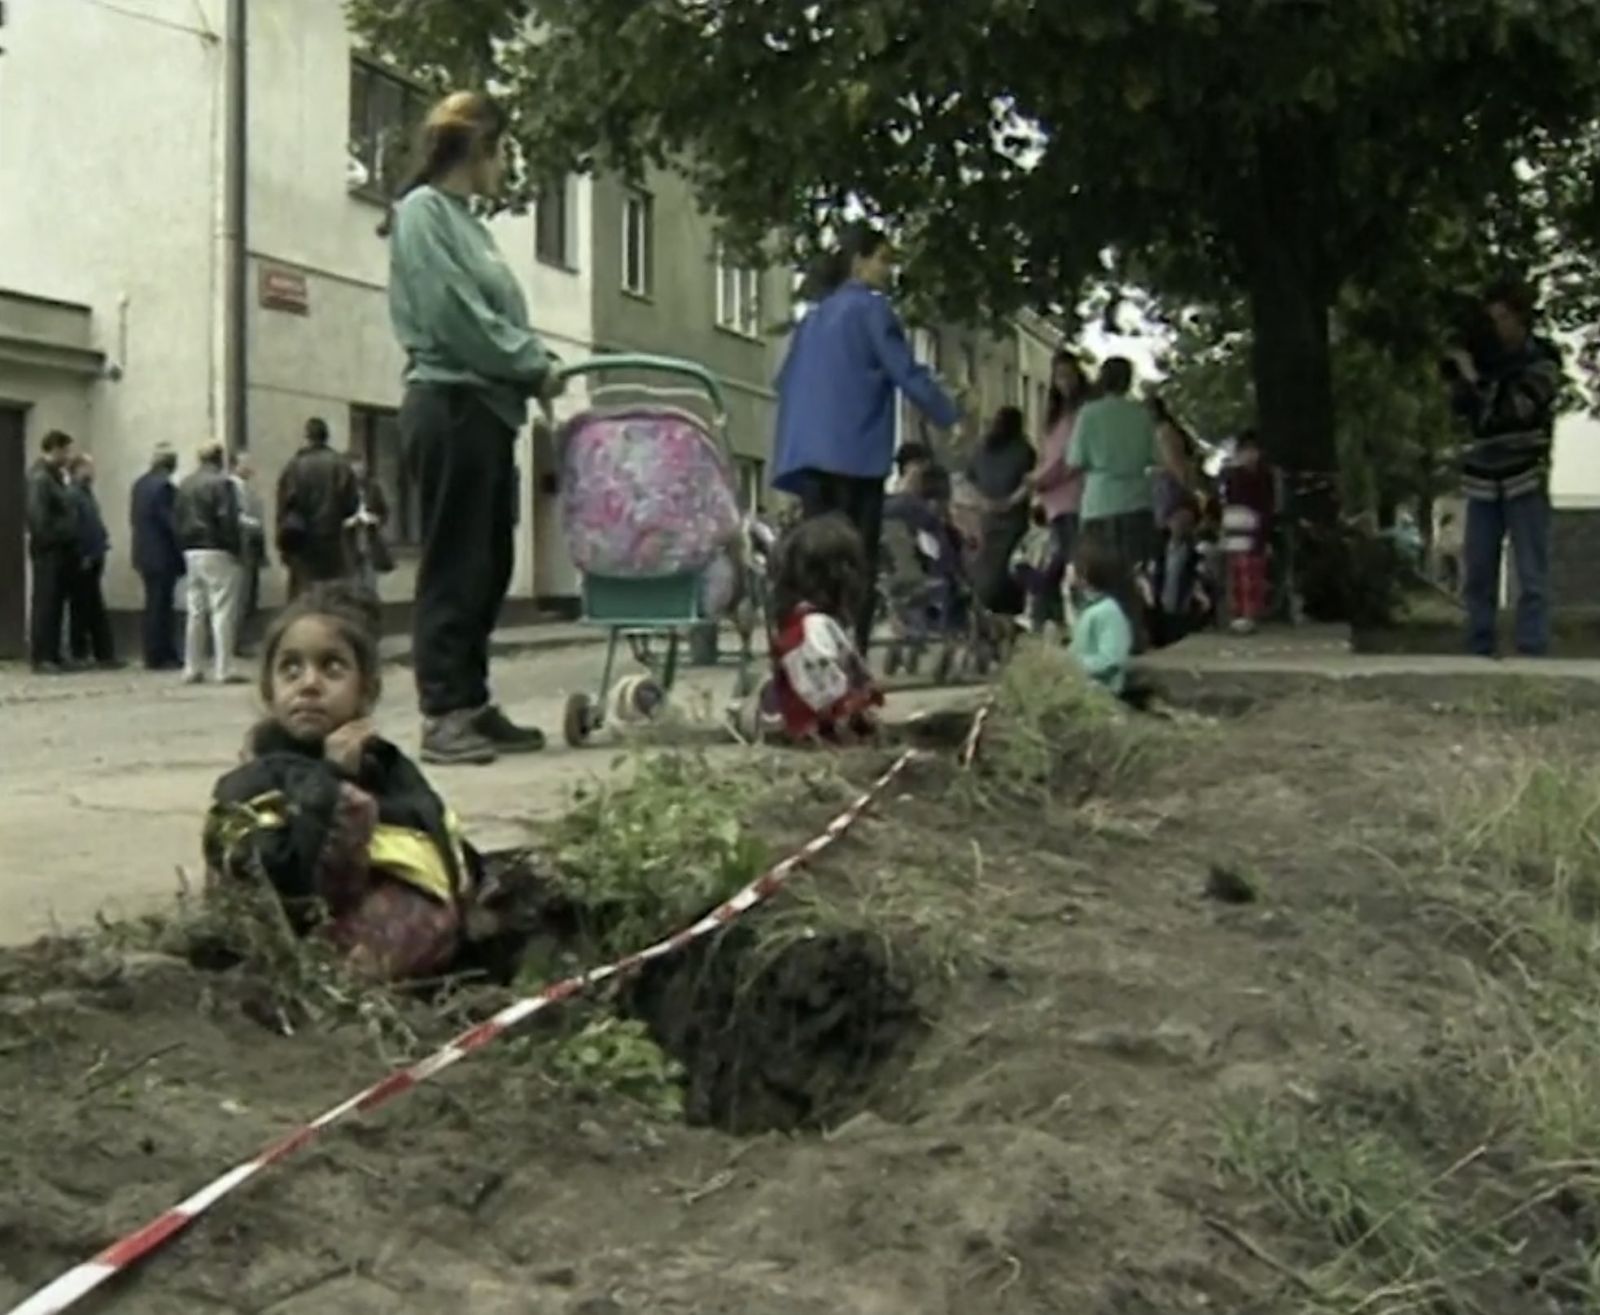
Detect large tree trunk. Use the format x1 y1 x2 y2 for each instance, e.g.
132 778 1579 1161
1244 249 1336 476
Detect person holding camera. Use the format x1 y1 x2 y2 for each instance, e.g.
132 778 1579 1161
1446 279 1563 658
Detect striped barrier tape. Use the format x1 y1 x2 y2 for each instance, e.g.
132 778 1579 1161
6 748 923 1315
959 701 992 767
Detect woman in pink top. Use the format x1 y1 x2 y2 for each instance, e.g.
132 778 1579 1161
1026 351 1094 628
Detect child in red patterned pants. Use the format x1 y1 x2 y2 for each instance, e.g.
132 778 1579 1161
1221 431 1275 635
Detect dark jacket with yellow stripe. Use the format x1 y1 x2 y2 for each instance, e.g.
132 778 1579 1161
205 724 477 931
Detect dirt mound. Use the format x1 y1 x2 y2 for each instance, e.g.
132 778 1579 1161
3 666 1600 1313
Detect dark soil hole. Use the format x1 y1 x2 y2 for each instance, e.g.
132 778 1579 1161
625 924 925 1134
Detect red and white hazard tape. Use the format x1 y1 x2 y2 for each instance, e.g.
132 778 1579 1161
6 749 921 1315
959 701 992 768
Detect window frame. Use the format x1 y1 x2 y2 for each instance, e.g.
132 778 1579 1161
714 244 763 339
535 175 575 271
621 190 655 299
347 54 429 206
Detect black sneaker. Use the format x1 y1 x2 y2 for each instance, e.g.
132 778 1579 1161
421 711 499 766
474 704 546 753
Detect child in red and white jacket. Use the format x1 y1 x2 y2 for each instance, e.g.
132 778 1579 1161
1221 430 1276 634
768 513 883 744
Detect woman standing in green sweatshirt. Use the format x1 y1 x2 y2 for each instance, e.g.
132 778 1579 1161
384 92 562 766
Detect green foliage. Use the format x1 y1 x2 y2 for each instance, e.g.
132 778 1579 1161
350 0 1600 471
977 640 1163 805
547 1016 686 1119
551 754 769 960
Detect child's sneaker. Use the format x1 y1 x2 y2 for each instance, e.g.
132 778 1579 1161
1230 617 1258 636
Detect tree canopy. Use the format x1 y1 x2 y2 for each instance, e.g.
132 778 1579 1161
349 0 1600 475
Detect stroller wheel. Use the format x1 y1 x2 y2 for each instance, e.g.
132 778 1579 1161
563 692 595 748
735 679 775 743
732 665 759 700
884 644 904 677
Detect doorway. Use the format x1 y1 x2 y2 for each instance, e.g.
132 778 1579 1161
0 407 25 658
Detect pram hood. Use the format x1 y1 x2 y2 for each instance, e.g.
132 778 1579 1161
560 406 742 578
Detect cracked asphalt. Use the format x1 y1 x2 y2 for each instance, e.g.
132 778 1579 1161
0 642 970 947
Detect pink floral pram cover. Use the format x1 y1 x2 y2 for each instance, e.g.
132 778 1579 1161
560 407 742 578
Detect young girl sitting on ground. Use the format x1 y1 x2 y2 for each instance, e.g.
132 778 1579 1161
1067 537 1134 696
203 582 479 982
768 513 884 744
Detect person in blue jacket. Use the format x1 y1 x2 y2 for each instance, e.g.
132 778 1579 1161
772 223 961 650
129 443 185 671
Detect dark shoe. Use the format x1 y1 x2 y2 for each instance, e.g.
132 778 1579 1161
421 711 499 766
30 662 67 676
473 704 546 753
96 659 127 672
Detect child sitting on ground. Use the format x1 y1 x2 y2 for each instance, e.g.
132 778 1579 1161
1067 537 1135 696
203 582 479 982
769 513 884 744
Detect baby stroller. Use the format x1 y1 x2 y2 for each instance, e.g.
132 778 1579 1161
554 354 765 746
878 473 1009 682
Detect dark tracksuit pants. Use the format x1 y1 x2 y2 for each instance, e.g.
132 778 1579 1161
403 384 516 719
140 569 182 669
69 557 115 663
29 547 74 667
790 468 886 653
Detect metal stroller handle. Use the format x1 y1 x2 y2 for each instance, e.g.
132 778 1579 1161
554 353 728 415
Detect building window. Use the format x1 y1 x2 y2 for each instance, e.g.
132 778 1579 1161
535 176 573 269
735 457 766 512
622 191 654 297
350 404 418 547
348 56 428 201
715 247 763 337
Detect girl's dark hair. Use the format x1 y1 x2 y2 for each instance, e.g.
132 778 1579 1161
259 581 384 707
377 90 507 237
770 513 868 623
1074 535 1122 597
1045 351 1092 427
798 221 890 303
984 405 1025 449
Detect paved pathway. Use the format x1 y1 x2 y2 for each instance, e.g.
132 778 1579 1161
0 641 966 946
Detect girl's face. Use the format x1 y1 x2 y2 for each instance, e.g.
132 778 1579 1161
1054 360 1083 393
269 616 370 742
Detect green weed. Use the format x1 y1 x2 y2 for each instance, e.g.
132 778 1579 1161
549 752 771 961
548 1016 686 1120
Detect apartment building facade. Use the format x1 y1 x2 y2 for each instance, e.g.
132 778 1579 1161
0 0 788 653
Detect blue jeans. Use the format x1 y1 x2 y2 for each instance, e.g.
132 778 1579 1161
1463 489 1550 657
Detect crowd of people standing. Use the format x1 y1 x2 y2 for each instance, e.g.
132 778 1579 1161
26 420 393 683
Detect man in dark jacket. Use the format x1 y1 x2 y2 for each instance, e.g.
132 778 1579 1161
175 441 246 684
1449 279 1564 658
26 429 79 674
130 443 185 670
66 455 120 668
276 417 360 599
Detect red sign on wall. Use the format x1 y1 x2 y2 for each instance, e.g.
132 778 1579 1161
259 265 310 315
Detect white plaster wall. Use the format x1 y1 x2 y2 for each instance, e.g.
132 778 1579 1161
0 0 229 608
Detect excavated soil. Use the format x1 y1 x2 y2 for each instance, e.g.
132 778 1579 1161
0 686 1593 1314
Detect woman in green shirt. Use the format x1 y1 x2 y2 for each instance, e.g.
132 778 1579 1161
1067 356 1182 645
384 92 562 766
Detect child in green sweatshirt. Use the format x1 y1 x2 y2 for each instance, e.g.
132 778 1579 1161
1067 538 1134 695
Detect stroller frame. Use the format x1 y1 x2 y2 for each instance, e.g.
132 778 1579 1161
553 354 763 746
